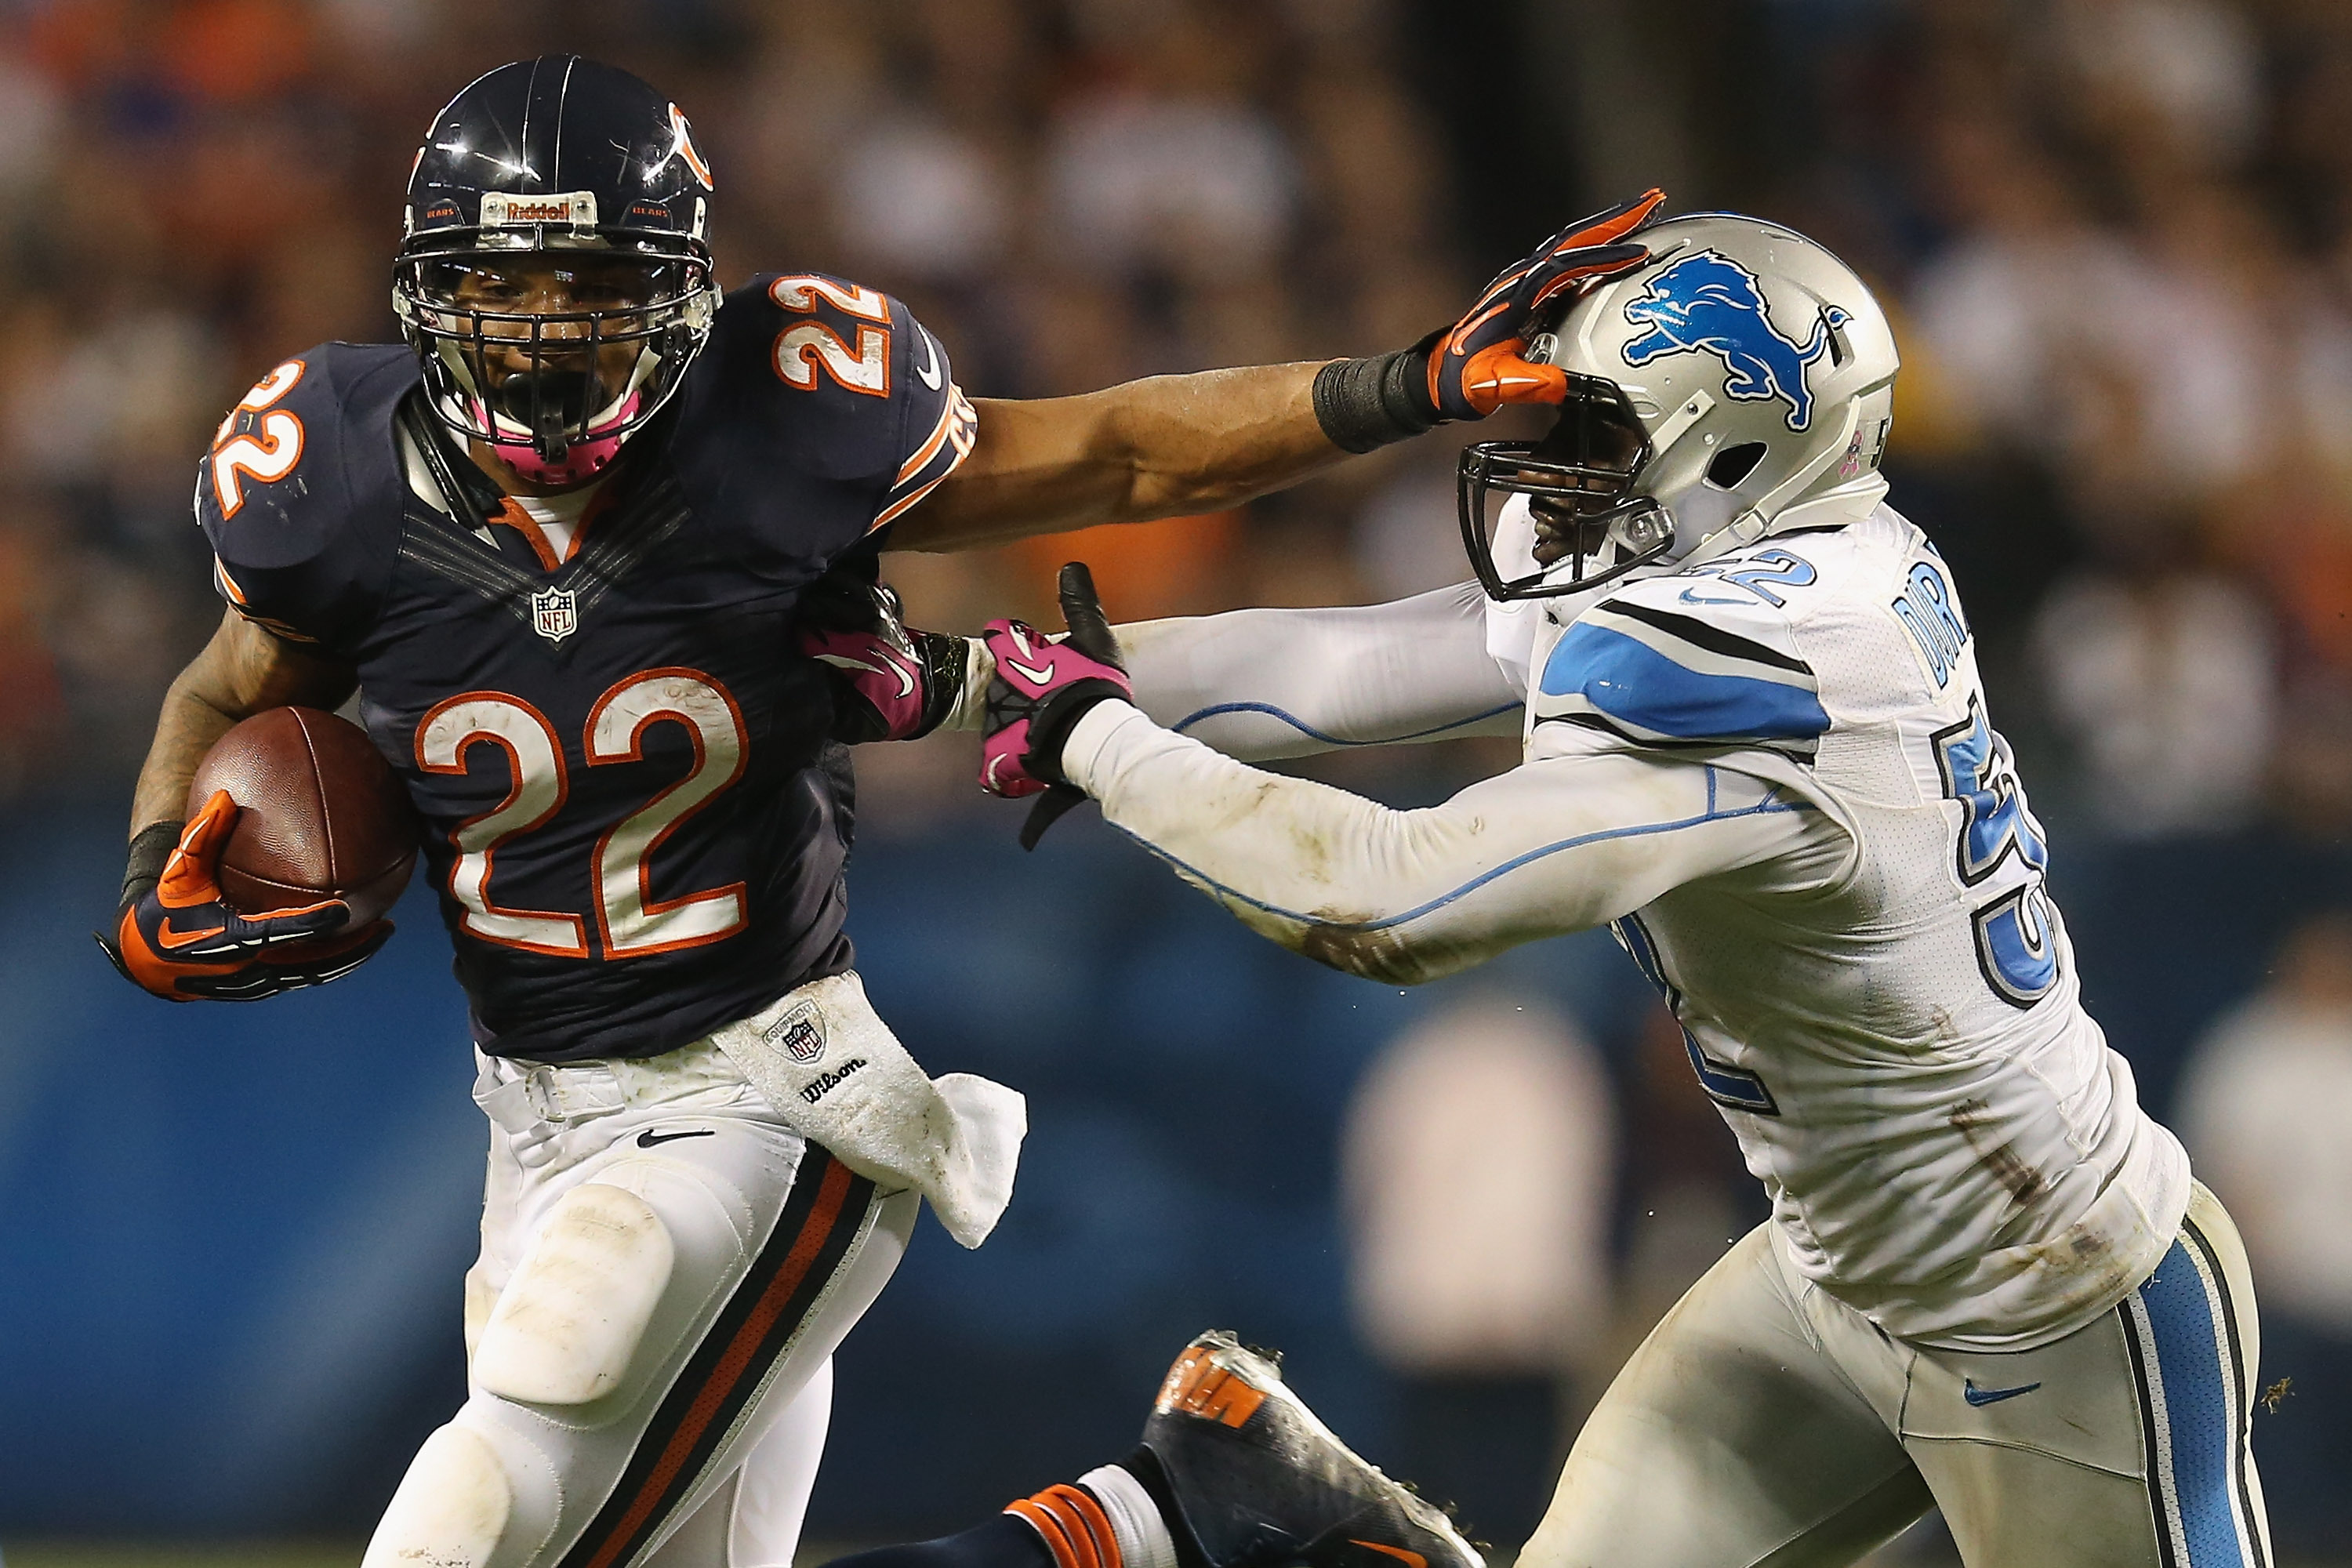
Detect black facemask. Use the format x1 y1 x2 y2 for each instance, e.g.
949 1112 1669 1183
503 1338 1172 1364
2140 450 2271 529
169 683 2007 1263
1457 376 1674 601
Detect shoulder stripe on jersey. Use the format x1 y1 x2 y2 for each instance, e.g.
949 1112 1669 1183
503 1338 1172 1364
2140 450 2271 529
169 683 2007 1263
1599 597 1810 673
1541 622 1829 746
873 386 978 533
1544 710 1784 753
894 383 961 485
1571 605 1818 691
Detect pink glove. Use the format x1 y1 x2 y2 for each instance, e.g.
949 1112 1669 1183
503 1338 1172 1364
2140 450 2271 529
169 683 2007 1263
795 572 970 743
979 564 1131 847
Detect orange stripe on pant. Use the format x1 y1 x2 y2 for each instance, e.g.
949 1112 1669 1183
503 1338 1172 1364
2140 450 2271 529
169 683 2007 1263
575 1156 856 1568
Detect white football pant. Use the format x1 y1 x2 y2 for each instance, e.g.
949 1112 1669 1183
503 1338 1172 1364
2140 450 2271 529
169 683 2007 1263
362 1031 920 1568
1525 1183 2270 1568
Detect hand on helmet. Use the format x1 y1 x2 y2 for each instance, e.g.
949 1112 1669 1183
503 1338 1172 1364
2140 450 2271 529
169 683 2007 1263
1417 190 1664 422
797 561 975 743
99 793 392 1003
980 564 1131 849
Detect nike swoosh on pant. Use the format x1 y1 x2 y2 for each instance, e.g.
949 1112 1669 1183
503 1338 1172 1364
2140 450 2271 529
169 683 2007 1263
637 1128 717 1148
1962 1379 2042 1406
1352 1542 1426 1568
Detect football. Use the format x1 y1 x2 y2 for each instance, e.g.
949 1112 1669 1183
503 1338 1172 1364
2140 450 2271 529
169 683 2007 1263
187 706 419 924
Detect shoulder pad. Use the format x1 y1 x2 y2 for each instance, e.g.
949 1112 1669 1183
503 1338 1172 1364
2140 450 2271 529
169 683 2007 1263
197 343 413 652
703 275 975 524
1534 564 1827 757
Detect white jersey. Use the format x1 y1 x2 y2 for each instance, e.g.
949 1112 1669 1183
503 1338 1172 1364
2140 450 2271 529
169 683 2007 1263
1515 506 2188 1348
1070 503 2189 1351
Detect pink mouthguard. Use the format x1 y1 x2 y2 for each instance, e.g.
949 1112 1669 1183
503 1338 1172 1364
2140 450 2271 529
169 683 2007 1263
479 391 644 486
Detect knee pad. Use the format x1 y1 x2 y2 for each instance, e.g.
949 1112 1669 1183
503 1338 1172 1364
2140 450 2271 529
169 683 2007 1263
474 1181 676 1406
361 1421 511 1568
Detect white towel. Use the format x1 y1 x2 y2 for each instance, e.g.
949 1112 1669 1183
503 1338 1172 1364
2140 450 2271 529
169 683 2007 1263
712 971 1026 1249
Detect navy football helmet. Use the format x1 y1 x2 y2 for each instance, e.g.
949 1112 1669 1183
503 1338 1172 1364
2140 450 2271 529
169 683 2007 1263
393 56 721 484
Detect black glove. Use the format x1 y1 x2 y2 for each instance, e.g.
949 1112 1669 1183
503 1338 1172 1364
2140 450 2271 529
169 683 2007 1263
796 561 974 743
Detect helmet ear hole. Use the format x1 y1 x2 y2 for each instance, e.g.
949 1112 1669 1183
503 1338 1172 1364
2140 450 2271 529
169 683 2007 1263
1707 441 1767 489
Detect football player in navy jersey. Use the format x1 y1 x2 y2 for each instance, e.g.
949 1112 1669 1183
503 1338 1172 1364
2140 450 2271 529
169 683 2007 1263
98 52 1657 1568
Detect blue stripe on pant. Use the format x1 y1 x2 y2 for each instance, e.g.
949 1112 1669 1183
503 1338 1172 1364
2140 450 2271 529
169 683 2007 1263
2124 1228 2265 1568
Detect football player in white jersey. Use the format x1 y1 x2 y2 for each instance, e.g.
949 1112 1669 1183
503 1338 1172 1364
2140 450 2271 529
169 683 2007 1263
927 212 2274 1568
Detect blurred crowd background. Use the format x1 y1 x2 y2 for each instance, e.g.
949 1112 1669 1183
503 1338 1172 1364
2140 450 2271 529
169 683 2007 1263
4 0 2352 1560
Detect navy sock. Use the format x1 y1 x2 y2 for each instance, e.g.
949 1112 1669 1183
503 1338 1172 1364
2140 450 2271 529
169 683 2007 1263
822 1514 1055 1568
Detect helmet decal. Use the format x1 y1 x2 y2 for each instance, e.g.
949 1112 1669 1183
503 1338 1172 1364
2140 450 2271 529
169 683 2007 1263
667 103 714 190
1621 251 1850 432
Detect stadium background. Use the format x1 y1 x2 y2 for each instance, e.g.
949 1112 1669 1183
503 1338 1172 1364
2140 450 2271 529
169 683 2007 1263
3 0 2351 1560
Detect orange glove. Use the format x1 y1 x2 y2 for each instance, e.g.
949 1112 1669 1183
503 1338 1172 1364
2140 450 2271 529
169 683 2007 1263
1421 189 1666 419
97 791 391 1002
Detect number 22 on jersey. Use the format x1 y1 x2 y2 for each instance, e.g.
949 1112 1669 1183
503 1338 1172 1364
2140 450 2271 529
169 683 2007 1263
416 669 749 960
210 359 306 518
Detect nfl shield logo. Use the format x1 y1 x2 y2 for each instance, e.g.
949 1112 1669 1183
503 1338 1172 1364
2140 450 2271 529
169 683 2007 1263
777 1017 824 1064
761 1000 826 1065
767 1006 833 1067
531 586 577 644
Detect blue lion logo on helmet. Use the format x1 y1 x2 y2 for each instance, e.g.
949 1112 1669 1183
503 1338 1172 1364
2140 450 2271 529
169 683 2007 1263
1621 250 1850 432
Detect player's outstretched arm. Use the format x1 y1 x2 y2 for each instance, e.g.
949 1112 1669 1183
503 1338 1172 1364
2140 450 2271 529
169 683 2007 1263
1061 704 1818 984
803 571 1516 763
978 565 1836 982
1116 581 1522 761
888 365 1336 550
887 192 1665 552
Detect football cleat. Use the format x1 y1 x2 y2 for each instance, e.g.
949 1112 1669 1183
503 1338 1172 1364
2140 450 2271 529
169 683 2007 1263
1141 1331 1483 1568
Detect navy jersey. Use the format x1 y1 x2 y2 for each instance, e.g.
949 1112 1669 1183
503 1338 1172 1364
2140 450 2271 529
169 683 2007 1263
197 275 978 1062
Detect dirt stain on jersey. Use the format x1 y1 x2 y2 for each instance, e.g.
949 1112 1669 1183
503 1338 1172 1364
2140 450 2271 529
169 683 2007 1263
1298 919 1423 985
2023 1225 2125 1301
1947 1097 2049 1207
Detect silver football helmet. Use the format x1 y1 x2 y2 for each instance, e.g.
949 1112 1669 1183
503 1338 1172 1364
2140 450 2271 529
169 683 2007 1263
1460 212 1899 600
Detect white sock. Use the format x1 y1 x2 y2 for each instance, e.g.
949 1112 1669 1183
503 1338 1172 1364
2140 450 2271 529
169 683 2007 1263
1078 1464 1179 1568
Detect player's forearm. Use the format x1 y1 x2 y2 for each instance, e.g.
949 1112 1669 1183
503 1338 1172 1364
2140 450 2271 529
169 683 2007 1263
129 681 243 834
127 613 356 836
1116 582 1522 761
889 363 1340 550
1060 702 1750 985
